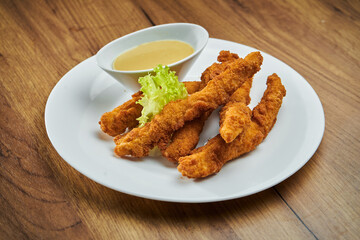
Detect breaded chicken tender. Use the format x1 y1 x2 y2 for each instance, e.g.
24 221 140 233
99 91 143 137
219 102 252 143
161 51 240 162
200 50 239 88
100 51 239 138
160 111 212 162
177 73 286 178
219 78 253 143
114 52 263 157
251 75 286 138
99 81 202 137
182 81 203 95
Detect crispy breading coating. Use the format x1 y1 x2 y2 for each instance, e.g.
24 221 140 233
219 102 252 143
101 51 240 138
200 50 239 88
99 91 143 137
251 74 286 138
99 81 202 137
183 81 202 95
161 51 240 162
219 78 253 143
160 111 212 162
177 73 286 178
114 52 263 157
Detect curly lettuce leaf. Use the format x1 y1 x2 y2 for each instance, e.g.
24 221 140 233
136 65 188 127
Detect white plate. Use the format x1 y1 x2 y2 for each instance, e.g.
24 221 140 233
45 38 325 203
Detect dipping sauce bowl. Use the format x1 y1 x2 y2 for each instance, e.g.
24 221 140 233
96 23 209 92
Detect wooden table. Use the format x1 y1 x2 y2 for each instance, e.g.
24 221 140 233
1 0 359 239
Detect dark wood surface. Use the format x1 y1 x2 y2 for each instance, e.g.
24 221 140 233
1 0 359 239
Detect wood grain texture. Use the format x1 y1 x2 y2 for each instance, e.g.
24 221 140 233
0 0 359 239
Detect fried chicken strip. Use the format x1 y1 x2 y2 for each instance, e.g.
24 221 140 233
219 78 253 143
200 50 239 88
160 111 212 162
114 52 263 157
101 51 239 138
161 51 240 162
99 91 143 137
183 81 203 95
99 81 202 137
177 73 286 178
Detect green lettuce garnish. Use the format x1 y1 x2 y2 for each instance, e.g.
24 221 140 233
136 65 188 127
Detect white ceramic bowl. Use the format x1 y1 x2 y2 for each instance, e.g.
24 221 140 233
96 23 209 92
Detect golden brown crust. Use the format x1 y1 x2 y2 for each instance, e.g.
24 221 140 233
99 91 143 137
217 50 240 63
99 81 202 137
160 111 212 162
161 51 241 162
200 50 240 88
251 73 286 138
219 102 252 143
177 73 286 178
219 78 253 143
177 122 264 178
228 77 253 104
114 52 263 157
